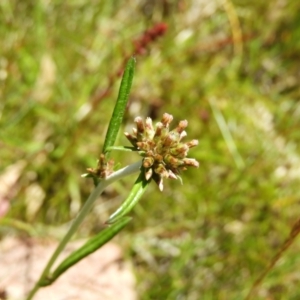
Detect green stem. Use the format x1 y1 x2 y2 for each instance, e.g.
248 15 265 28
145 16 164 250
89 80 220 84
26 160 142 300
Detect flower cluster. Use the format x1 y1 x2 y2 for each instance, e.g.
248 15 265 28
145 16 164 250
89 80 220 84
125 113 199 191
86 154 114 180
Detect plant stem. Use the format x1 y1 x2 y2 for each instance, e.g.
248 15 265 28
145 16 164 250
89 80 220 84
26 160 142 300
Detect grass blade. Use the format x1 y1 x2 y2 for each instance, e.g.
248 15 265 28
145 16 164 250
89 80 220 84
102 57 136 154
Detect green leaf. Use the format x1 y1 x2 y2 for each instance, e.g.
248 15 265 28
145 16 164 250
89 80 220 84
106 146 137 152
39 217 131 287
107 172 149 224
102 57 136 154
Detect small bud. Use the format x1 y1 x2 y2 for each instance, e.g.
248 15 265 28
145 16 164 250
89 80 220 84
145 117 155 139
154 163 169 178
86 167 97 175
124 132 137 146
163 131 180 147
155 142 163 155
179 131 187 140
154 153 163 163
169 143 189 157
186 139 199 148
143 156 154 168
134 116 144 134
164 154 183 167
154 122 163 139
145 167 153 181
160 127 169 140
183 158 199 168
145 117 153 130
161 113 173 127
176 120 188 133
137 141 150 151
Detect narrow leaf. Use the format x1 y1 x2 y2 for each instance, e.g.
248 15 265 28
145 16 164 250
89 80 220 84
106 146 137 152
107 172 149 224
103 57 136 154
39 217 131 286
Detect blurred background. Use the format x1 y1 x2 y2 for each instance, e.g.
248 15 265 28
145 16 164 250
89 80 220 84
1 0 300 299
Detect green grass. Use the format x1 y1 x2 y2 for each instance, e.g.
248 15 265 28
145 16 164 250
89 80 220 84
1 1 300 299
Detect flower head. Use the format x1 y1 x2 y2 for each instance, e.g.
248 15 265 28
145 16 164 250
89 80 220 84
125 113 199 191
86 154 114 179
